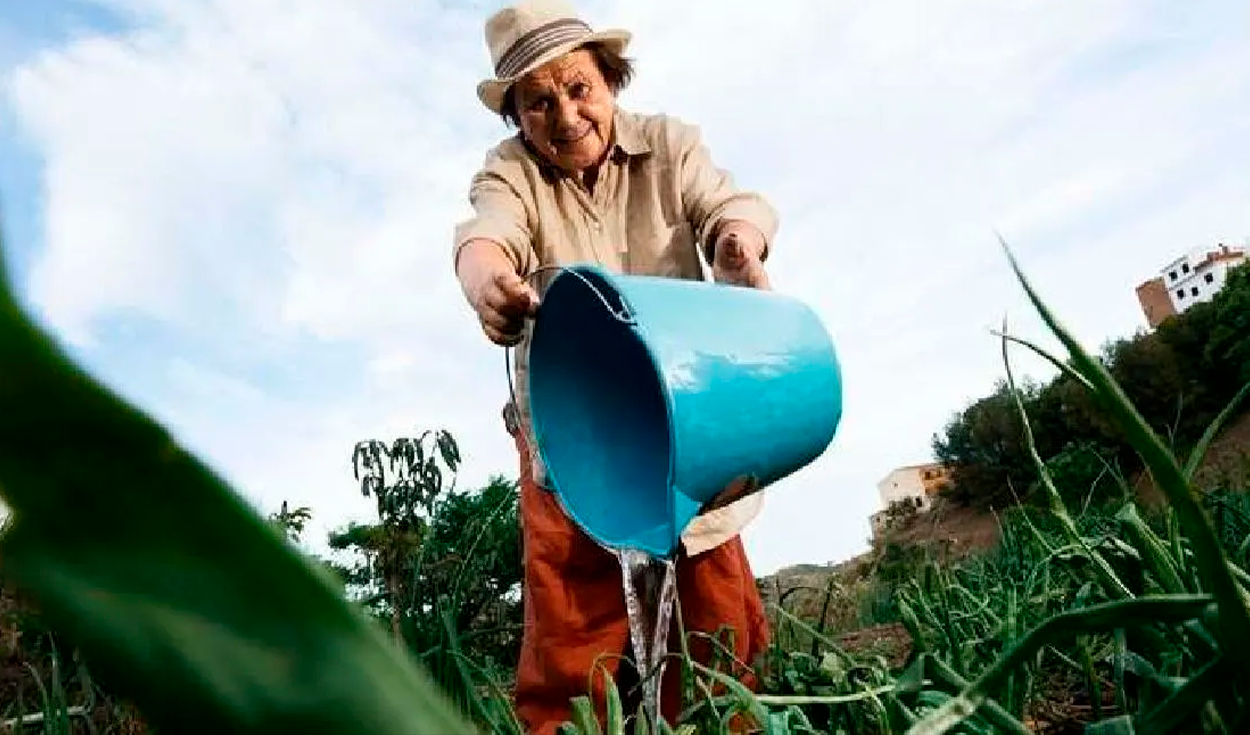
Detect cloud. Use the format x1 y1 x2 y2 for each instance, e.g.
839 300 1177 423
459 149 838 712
3 0 1249 574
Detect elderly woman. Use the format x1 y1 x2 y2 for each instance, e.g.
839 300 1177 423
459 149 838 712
452 1 777 732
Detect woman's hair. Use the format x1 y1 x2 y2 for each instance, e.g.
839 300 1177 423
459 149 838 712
499 41 635 127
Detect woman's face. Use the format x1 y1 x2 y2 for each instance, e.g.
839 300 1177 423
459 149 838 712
513 48 615 175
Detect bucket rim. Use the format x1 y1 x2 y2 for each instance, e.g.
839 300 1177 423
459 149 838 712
529 263 683 557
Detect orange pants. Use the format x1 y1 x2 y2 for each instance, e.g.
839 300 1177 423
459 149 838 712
509 422 771 735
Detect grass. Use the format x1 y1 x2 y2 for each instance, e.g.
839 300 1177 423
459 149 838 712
0 223 1247 734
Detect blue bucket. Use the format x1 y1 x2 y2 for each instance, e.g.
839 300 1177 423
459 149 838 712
526 264 843 558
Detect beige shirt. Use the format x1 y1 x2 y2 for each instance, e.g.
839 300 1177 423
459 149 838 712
452 108 779 556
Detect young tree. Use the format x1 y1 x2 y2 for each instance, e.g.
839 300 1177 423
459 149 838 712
337 429 461 640
267 500 313 544
328 429 524 707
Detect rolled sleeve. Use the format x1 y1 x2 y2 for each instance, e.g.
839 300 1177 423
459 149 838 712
451 156 537 275
674 121 780 260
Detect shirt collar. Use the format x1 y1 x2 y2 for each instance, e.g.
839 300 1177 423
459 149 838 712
610 108 651 158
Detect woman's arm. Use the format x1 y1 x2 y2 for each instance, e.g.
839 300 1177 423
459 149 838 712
451 152 540 345
673 119 780 266
452 160 538 278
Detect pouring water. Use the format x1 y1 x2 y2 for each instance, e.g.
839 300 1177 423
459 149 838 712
615 548 678 730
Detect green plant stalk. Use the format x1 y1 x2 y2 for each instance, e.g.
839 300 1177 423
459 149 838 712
1113 628 1130 717
1023 541 1091 596
1166 508 1189 584
1084 715 1136 735
988 329 1095 392
1001 240 1250 661
904 654 1031 735
909 585 955 663
753 686 896 706
811 577 837 660
896 595 928 655
1079 636 1103 722
767 604 857 668
1134 656 1229 735
1000 501 1058 558
439 601 511 732
448 488 516 609
950 585 1001 630
1183 380 1250 481
1002 586 1021 718
563 696 605 735
601 662 625 735
632 704 651 735
445 649 527 735
687 661 769 733
925 564 966 676
1116 503 1188 595
905 594 1214 735
999 323 1133 599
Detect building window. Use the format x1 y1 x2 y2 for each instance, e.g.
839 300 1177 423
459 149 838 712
1191 286 1199 297
1182 263 1191 274
1169 270 1178 281
1177 289 1185 299
1205 273 1215 284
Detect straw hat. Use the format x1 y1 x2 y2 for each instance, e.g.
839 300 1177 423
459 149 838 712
477 0 632 114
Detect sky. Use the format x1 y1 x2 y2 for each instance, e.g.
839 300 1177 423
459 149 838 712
1 0 1248 576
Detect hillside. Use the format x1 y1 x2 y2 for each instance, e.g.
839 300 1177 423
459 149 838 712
1133 403 1250 505
758 407 1250 640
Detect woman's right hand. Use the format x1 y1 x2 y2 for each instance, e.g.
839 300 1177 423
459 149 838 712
476 270 540 345
456 239 540 346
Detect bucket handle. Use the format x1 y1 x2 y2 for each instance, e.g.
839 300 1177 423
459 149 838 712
503 264 636 424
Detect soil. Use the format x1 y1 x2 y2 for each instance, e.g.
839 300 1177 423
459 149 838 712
1132 407 1250 507
834 623 912 668
0 579 148 734
879 498 1001 553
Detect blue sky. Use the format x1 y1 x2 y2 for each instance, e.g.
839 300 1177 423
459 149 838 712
2 0 1249 576
1 1 122 271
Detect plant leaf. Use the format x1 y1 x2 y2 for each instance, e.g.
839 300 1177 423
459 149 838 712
906 594 1213 735
0 225 476 734
998 238 1250 663
1183 379 1250 482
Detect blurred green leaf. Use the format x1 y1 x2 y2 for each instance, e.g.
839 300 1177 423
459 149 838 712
0 227 476 733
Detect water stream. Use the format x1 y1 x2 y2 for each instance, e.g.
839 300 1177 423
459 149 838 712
615 548 678 730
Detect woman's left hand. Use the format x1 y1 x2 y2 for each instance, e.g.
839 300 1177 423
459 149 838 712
712 221 771 290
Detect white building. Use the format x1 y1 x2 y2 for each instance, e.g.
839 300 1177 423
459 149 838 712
868 462 951 539
876 462 950 512
1138 244 1246 327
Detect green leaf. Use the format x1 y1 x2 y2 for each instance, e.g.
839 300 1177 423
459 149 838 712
1085 714 1135 735
568 696 604 735
998 318 1131 599
987 328 1095 392
1115 503 1189 595
632 702 651 735
1183 379 1250 482
0 226 476 734
1134 656 1228 735
905 595 1214 735
999 239 1250 662
602 663 624 735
